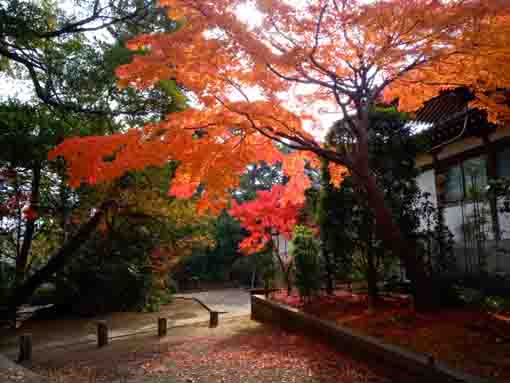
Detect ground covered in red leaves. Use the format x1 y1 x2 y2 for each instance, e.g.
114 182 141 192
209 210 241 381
273 290 510 382
35 319 392 383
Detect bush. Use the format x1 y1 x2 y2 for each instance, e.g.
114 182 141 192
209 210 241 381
0 261 15 304
55 256 155 316
29 284 57 306
143 288 173 312
457 286 485 306
53 223 164 316
291 225 321 302
484 295 510 313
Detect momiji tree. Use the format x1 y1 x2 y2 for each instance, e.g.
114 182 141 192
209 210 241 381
230 185 302 255
229 185 303 293
50 0 510 309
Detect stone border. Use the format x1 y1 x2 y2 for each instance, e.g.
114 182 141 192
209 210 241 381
251 295 491 383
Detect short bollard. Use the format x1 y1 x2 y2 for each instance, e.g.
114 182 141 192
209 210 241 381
97 320 108 348
158 317 167 337
18 333 32 362
209 311 219 328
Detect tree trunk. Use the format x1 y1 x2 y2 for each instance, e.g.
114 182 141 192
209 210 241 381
354 171 435 311
366 248 378 312
15 166 41 290
284 268 292 296
251 265 256 288
323 249 335 295
362 204 378 313
273 238 292 295
319 160 335 295
7 200 113 315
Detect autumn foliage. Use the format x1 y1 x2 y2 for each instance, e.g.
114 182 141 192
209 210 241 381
47 1 510 309
49 0 510 211
229 185 303 254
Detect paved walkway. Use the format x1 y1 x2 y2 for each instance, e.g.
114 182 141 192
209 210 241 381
0 354 46 383
0 289 251 359
174 288 251 316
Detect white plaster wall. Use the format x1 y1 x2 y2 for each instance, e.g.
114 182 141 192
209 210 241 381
416 169 437 206
497 199 510 240
416 170 438 233
444 202 494 243
276 234 290 261
413 126 510 274
444 204 464 243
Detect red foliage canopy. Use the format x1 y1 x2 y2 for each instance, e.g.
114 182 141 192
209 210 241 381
229 185 303 254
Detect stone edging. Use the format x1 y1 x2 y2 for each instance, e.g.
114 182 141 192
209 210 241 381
251 295 492 383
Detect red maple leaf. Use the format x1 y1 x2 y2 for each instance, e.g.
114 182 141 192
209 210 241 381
229 185 303 254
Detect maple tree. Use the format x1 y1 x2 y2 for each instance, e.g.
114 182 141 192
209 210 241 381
229 185 302 293
49 0 510 309
229 185 302 255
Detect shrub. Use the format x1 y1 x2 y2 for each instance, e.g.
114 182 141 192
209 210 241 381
458 286 485 306
484 295 510 313
291 225 321 302
0 260 15 304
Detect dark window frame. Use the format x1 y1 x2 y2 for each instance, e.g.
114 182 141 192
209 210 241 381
430 136 510 206
438 156 487 205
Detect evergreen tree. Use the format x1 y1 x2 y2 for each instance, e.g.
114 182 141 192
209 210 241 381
292 225 321 303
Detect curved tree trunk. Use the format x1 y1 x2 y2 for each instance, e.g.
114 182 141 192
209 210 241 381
15 165 41 290
6 201 113 319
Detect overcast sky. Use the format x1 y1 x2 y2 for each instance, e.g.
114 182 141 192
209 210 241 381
0 0 341 139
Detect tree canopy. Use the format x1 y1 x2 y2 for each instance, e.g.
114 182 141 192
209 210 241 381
45 0 510 310
229 185 303 254
50 0 510 208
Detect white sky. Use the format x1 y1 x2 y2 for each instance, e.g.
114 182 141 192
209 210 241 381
0 0 341 141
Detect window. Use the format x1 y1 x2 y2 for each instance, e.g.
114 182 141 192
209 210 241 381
463 157 487 198
444 165 464 202
497 146 510 178
439 156 487 203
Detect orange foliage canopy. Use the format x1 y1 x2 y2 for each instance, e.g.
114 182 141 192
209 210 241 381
385 5 510 124
49 0 510 212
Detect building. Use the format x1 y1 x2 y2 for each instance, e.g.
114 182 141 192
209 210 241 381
414 88 510 275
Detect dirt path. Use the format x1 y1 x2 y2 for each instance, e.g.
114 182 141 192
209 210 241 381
29 318 393 383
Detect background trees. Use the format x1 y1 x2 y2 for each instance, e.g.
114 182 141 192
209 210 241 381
4 0 510 314
0 0 198 315
48 0 510 309
314 159 353 295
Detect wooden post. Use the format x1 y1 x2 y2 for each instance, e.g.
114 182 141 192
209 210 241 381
97 320 108 348
18 333 32 362
209 311 219 328
158 317 167 337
